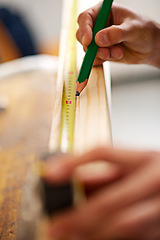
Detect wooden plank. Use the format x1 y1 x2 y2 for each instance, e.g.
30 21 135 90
49 0 74 152
50 0 112 154
74 65 112 155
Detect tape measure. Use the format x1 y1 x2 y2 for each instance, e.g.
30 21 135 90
58 0 85 206
59 0 77 153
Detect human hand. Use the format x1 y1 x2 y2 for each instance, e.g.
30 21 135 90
44 147 160 240
76 2 160 67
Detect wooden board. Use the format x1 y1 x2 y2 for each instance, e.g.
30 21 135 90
75 0 112 154
49 0 112 154
0 70 56 240
74 66 112 155
49 0 74 152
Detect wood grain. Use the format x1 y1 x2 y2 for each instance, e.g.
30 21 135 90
74 65 112 155
50 0 112 154
0 71 56 240
49 0 73 152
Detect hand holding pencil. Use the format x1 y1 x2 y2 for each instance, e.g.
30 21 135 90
76 0 113 96
76 1 160 95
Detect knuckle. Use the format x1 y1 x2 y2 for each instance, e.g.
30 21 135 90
119 26 126 40
77 11 86 24
87 9 95 18
80 26 88 36
78 9 93 26
111 25 125 44
105 30 112 45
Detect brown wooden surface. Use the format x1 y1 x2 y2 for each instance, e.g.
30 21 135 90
0 70 56 240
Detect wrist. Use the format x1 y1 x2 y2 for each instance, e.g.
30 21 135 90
147 21 160 68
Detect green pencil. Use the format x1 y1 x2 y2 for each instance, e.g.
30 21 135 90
76 0 113 96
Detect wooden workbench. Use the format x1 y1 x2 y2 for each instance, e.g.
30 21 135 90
0 70 56 240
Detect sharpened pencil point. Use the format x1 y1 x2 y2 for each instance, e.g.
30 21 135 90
76 91 80 96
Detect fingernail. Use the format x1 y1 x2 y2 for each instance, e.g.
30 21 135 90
97 49 103 59
111 48 123 59
98 33 108 45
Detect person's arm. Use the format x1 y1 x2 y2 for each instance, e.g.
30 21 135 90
76 3 160 68
43 147 160 240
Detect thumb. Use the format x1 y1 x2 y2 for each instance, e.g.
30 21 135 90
95 23 132 47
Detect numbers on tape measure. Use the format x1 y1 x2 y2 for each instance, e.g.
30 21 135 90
59 0 77 153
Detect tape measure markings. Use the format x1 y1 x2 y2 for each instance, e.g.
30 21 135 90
59 0 77 153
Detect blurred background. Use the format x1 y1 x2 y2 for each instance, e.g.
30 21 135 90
0 0 160 150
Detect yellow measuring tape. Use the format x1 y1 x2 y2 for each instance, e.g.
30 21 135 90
58 0 85 205
59 0 77 153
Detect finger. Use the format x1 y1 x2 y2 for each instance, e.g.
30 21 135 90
93 57 105 66
76 26 92 47
109 45 124 59
96 45 123 61
75 162 122 195
47 158 160 239
96 47 110 61
95 22 135 47
75 162 119 184
77 2 102 47
44 147 155 183
91 194 160 240
89 157 160 219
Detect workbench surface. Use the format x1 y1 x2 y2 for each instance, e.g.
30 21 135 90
0 70 56 240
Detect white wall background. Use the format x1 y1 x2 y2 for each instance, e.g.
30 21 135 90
110 0 160 151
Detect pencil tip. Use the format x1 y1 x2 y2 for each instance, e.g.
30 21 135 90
76 91 80 96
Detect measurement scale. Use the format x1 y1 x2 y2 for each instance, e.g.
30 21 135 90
59 0 77 153
58 1 85 206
